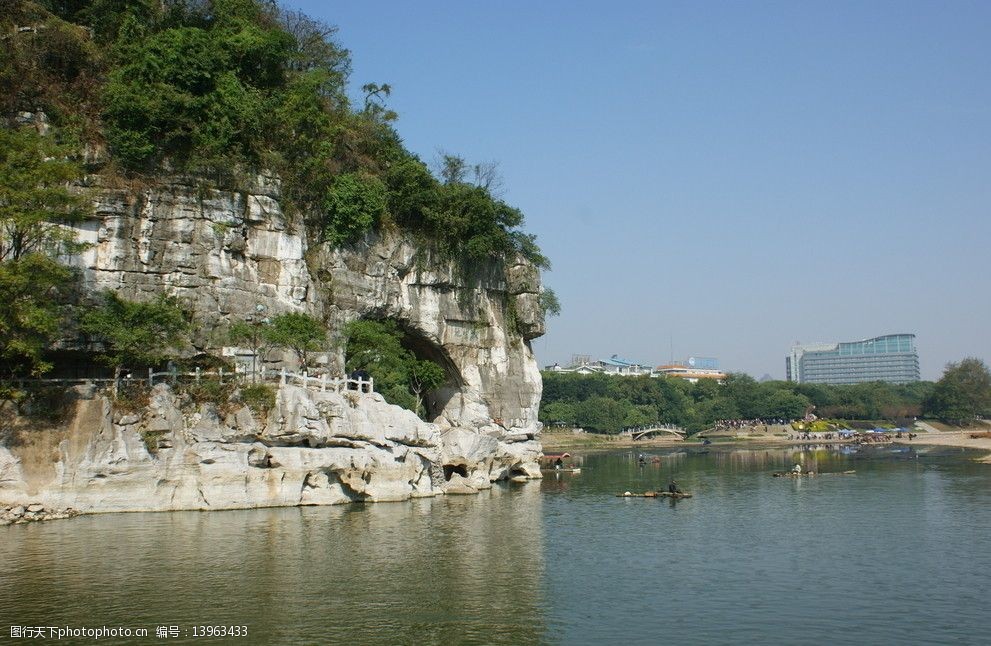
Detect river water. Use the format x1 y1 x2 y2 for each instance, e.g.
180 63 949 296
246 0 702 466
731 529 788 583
2 445 990 645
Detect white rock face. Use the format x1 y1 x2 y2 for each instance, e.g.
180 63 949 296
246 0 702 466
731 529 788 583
72 175 314 345
0 383 540 514
23 175 546 513
0 384 449 512
313 233 545 481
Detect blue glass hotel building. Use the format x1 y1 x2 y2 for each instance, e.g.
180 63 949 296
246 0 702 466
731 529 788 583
786 334 920 385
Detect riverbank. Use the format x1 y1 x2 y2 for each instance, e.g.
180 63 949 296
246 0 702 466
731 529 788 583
897 431 991 463
541 428 991 463
540 432 687 451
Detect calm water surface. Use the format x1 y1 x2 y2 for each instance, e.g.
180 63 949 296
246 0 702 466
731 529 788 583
2 445 990 645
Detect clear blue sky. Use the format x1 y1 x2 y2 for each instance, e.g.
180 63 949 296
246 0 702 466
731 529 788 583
286 0 991 380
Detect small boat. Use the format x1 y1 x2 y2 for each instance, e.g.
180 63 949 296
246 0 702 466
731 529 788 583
772 470 856 478
615 491 693 499
541 467 582 474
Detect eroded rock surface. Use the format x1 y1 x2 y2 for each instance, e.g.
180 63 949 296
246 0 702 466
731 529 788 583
1 175 546 514
0 382 540 514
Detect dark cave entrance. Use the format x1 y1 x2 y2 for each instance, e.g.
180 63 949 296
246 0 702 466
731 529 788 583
395 322 463 422
344 317 464 422
443 464 469 481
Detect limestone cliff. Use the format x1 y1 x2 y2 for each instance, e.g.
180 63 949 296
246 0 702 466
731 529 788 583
0 174 544 514
0 383 540 517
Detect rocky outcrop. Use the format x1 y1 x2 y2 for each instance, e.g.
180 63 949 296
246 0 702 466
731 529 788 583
315 234 543 434
0 504 78 525
39 173 545 513
73 174 314 349
0 379 541 514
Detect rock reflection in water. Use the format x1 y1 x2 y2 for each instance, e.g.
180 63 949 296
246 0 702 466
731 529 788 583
0 483 546 645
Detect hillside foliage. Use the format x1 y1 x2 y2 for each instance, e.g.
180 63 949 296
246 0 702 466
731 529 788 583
1 0 547 268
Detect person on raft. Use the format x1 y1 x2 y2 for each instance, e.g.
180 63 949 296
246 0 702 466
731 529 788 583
668 480 680 494
792 463 802 474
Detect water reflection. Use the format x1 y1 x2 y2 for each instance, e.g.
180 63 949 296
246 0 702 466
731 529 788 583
0 483 546 645
540 447 991 645
4 448 991 645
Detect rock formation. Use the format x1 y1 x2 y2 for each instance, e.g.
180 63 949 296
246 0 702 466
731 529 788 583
0 174 544 514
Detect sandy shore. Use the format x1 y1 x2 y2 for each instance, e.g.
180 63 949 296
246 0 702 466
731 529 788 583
540 432 686 452
897 431 991 463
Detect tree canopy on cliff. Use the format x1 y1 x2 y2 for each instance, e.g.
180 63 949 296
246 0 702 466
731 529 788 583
80 291 190 379
1 0 548 269
0 127 91 375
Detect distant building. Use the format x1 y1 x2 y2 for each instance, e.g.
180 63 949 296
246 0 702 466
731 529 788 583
786 334 920 385
546 354 725 381
685 356 719 370
654 364 726 383
545 354 652 377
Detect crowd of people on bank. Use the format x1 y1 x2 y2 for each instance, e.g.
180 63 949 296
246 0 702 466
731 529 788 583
788 432 839 441
714 418 795 431
784 430 918 443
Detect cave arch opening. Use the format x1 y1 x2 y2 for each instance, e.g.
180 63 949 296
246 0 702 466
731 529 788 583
343 317 464 422
443 464 468 481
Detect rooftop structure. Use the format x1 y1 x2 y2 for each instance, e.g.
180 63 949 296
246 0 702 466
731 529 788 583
654 364 727 383
786 334 920 385
545 354 725 381
546 354 652 376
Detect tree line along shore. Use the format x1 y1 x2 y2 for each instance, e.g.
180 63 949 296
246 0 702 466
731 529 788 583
539 361 991 437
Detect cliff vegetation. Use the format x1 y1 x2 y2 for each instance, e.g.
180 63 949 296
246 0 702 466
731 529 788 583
1 1 554 403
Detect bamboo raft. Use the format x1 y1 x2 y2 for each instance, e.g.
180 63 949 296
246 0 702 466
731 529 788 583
772 470 856 478
616 491 693 499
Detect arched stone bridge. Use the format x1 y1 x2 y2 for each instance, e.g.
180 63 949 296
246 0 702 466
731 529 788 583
631 427 686 441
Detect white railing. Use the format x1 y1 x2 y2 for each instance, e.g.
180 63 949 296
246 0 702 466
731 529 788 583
4 368 374 395
269 368 374 394
146 367 373 394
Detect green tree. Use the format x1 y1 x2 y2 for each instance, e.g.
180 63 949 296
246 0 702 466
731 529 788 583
262 312 325 371
80 292 189 381
925 358 991 425
14 1 550 272
696 397 741 426
101 6 294 169
539 287 561 317
229 311 272 381
345 319 448 419
0 127 89 262
321 172 387 245
277 8 351 77
539 400 577 427
0 126 89 376
623 404 656 429
0 254 75 376
575 396 630 434
360 82 398 123
721 373 762 418
761 389 811 420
